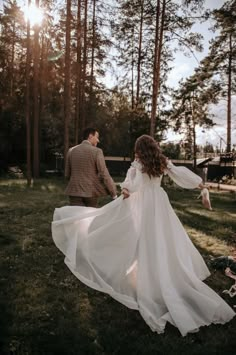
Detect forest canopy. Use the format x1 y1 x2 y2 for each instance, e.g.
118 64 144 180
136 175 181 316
0 0 235 180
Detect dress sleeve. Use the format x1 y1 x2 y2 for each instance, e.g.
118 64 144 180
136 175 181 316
165 160 202 189
120 160 143 193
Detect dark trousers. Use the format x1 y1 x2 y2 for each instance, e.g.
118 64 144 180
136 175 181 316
69 195 98 208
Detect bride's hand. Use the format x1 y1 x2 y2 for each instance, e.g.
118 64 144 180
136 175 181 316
122 188 130 199
198 182 205 189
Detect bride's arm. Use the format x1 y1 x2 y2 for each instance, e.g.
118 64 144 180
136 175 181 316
120 161 143 197
165 160 203 189
165 160 213 210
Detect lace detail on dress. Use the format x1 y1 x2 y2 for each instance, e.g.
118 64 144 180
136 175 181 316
131 160 143 171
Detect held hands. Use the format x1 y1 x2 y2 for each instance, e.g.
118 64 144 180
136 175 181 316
199 183 206 190
121 188 130 199
111 189 130 199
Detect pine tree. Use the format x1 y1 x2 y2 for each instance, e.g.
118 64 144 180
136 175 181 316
188 0 236 152
64 0 72 163
25 0 32 185
114 0 206 138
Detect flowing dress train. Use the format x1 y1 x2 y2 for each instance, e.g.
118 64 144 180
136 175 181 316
51 160 235 336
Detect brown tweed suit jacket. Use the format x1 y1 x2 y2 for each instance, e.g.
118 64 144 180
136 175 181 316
64 141 117 198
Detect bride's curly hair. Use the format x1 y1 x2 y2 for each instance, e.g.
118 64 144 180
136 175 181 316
134 135 167 178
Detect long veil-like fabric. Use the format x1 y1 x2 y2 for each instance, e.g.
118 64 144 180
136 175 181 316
52 161 235 336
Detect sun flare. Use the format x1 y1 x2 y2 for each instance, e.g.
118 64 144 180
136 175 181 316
23 4 44 26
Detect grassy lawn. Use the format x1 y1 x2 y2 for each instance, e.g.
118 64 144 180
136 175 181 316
0 178 236 355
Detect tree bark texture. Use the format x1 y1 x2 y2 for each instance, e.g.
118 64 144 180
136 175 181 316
150 0 166 137
64 0 72 164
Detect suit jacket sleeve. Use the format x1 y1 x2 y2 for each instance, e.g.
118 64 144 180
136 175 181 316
96 149 117 197
64 149 71 179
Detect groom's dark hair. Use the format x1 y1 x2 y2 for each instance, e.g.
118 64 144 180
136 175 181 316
83 127 97 140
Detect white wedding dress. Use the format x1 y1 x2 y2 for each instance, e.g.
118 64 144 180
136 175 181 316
51 161 235 336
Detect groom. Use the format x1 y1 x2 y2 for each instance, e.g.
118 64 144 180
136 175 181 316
64 127 117 207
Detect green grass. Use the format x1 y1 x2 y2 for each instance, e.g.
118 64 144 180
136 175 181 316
0 178 236 355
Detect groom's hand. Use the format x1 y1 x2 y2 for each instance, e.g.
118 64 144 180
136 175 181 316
122 188 130 199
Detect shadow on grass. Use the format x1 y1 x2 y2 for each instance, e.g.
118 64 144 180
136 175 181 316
0 235 24 354
167 187 236 248
0 179 236 354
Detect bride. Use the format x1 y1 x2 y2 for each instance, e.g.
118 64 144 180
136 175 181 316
51 134 235 336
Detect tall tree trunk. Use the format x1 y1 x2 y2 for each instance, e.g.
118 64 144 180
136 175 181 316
136 0 144 107
89 0 96 99
64 0 72 164
33 0 40 178
131 26 134 110
81 0 88 131
10 19 15 97
191 97 197 172
39 34 46 114
39 33 46 159
25 0 32 186
150 0 166 137
75 0 82 144
226 32 232 153
193 123 197 171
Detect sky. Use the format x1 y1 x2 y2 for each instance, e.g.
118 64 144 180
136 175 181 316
167 0 225 87
164 0 236 148
101 0 235 149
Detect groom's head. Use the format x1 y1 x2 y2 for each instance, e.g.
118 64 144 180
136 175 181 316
83 127 100 146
